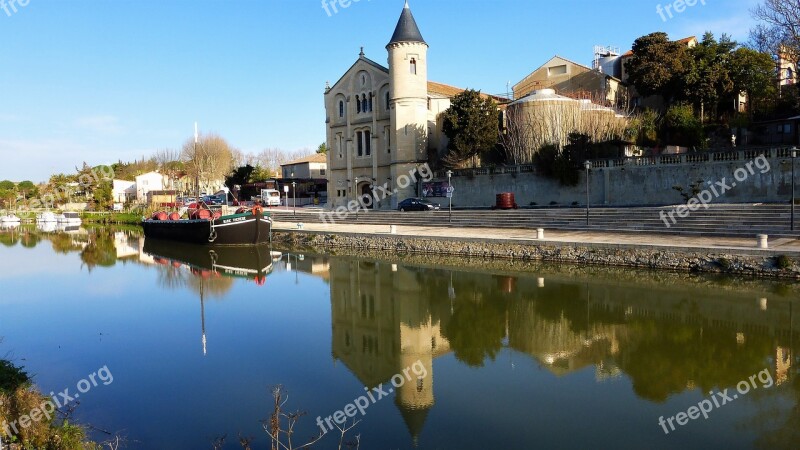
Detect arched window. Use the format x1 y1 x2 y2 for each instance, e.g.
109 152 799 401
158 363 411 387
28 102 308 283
368 93 373 112
365 130 371 156
356 97 361 113
339 100 344 118
362 94 367 112
385 91 390 110
788 67 794 82
410 58 417 75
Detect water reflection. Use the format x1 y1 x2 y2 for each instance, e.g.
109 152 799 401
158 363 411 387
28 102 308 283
325 254 799 445
3 225 800 448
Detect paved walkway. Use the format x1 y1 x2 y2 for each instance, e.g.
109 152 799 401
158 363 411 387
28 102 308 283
273 222 800 255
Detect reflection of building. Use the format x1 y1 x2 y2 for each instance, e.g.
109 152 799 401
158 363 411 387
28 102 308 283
329 259 450 444
114 232 139 259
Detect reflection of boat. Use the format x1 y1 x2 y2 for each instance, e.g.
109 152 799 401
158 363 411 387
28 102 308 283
57 212 82 225
0 221 20 230
37 221 57 233
142 208 271 246
0 214 21 223
37 211 58 222
143 238 274 281
56 224 82 233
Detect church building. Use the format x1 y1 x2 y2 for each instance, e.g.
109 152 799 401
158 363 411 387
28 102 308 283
324 1 491 210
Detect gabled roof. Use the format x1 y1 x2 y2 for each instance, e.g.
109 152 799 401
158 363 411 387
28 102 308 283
513 55 621 91
281 153 327 166
388 1 426 46
327 55 389 93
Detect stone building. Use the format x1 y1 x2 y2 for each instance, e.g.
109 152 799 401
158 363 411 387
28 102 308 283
323 2 497 210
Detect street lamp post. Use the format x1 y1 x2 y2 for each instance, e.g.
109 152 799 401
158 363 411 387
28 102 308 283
792 147 798 231
446 170 453 224
584 161 591 226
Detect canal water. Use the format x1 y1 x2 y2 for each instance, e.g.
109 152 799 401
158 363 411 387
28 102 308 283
0 225 798 449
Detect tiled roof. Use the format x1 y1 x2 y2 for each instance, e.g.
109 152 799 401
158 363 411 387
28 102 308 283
428 81 507 102
282 153 327 166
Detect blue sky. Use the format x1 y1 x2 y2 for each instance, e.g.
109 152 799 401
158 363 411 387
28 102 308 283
0 0 762 182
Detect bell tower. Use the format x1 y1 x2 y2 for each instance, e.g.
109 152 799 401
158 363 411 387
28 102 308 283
387 1 428 204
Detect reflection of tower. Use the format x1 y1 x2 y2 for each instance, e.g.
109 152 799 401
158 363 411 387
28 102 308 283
397 321 436 446
329 257 450 447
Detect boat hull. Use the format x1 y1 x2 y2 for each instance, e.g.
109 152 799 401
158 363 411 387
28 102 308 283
143 239 274 279
142 212 271 245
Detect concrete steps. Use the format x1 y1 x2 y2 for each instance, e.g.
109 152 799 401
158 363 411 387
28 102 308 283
269 205 800 239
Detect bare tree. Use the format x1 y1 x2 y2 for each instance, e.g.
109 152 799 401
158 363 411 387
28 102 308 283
181 133 235 194
751 0 800 60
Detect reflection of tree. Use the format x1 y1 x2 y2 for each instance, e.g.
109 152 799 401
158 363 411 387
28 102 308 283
443 291 507 367
19 231 41 248
185 270 234 300
80 229 116 270
0 229 19 247
753 372 800 448
617 320 775 402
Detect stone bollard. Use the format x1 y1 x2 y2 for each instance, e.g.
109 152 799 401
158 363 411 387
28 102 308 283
757 234 768 249
537 228 545 240
297 223 304 230
389 225 397 234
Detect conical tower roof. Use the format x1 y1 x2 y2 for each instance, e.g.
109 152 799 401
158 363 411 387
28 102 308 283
388 1 426 46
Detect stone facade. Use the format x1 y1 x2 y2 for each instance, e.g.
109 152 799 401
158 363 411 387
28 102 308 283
324 3 463 210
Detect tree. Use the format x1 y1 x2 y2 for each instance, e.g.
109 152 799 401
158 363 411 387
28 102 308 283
665 103 704 148
728 47 778 118
16 181 38 199
750 0 800 60
683 33 736 121
441 89 499 168
181 133 235 194
624 32 689 105
316 142 328 154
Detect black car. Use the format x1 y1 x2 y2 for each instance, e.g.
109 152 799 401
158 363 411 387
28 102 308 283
397 198 440 212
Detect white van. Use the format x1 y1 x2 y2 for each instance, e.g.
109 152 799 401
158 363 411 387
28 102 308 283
261 189 281 207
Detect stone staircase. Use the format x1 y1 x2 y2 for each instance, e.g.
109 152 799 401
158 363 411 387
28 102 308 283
268 204 800 239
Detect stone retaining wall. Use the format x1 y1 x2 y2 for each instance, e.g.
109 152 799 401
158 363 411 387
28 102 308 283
272 231 800 280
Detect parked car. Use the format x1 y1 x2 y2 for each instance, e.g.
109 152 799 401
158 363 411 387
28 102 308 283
397 198 440 212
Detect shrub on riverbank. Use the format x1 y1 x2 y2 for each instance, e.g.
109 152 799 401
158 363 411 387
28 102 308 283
80 212 143 225
0 359 100 450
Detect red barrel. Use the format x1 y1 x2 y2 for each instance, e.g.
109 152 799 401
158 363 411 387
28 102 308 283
152 211 168 221
168 212 180 221
190 209 212 220
495 193 518 210
211 210 222 220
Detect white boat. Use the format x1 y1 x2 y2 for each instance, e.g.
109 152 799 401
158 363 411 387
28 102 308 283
36 211 58 222
57 212 82 225
0 214 21 223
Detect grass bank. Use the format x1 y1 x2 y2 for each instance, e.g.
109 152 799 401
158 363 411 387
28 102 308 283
0 359 104 450
80 212 143 225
